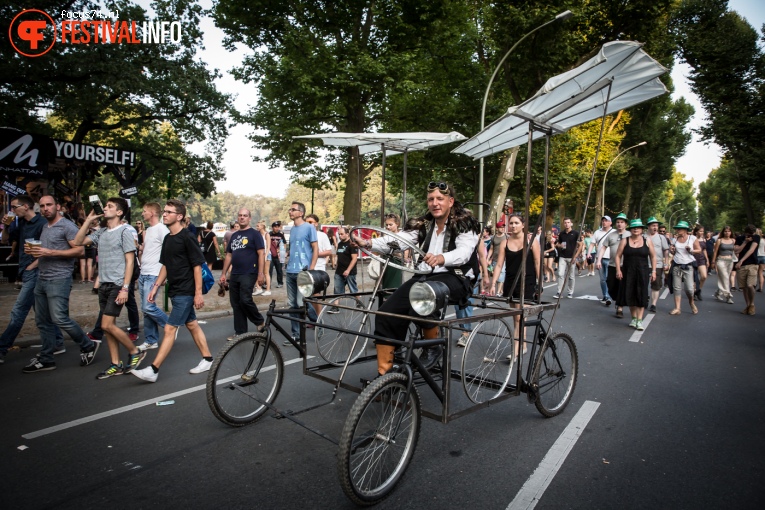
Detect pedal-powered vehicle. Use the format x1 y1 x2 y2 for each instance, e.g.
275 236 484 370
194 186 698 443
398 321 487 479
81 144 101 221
205 226 578 506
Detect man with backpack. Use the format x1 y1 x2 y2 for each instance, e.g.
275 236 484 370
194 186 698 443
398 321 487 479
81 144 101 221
131 199 213 383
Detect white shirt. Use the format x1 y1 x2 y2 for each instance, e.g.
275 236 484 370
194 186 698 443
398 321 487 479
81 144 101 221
314 230 332 271
141 222 170 276
370 225 479 276
592 227 612 259
673 235 697 265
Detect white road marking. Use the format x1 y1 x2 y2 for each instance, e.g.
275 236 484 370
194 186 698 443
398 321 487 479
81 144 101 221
660 288 670 300
22 357 307 440
628 314 655 342
574 295 602 301
507 400 601 510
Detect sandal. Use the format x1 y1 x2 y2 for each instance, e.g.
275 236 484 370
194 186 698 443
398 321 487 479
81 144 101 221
669 309 681 315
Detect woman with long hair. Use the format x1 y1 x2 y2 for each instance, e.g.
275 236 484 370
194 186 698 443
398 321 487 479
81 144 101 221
490 213 541 356
543 231 557 282
711 225 735 304
692 225 709 300
255 220 272 296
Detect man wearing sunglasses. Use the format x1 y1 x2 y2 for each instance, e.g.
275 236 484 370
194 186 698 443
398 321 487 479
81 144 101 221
354 181 481 376
284 202 318 344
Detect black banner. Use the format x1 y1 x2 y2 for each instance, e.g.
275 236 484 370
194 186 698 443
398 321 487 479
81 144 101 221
0 129 51 177
1 180 27 196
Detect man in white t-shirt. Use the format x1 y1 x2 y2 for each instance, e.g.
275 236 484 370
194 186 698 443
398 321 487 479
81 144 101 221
306 214 333 271
136 203 170 351
591 215 614 305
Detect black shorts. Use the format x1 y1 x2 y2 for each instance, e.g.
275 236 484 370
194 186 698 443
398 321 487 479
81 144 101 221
98 282 125 317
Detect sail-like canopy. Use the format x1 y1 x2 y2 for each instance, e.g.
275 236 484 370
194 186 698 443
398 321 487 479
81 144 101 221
294 132 466 155
453 41 668 159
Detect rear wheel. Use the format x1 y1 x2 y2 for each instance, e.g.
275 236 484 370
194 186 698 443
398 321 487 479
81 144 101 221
338 373 421 506
531 332 578 417
206 333 284 426
461 318 515 403
315 295 369 365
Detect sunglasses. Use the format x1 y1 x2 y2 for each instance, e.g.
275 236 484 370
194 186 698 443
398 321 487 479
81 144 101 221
288 208 300 212
427 181 451 195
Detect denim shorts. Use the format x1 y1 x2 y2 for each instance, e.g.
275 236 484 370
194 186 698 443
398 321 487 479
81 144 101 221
167 295 197 327
758 256 765 265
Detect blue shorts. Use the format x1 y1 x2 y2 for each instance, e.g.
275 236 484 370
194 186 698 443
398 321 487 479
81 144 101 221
758 256 765 265
167 295 197 327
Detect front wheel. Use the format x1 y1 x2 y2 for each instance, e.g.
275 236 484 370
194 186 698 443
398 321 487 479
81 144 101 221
206 333 284 426
531 332 578 417
338 373 421 506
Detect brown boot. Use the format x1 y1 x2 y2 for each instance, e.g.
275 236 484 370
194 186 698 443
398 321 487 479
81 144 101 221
376 344 395 375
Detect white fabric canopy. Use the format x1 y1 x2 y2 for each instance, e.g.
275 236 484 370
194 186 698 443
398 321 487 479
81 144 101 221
453 41 668 159
294 131 466 155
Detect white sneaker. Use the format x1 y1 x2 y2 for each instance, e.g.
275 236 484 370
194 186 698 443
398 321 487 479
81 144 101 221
253 288 264 296
567 293 574 299
131 366 158 383
190 359 212 374
261 291 272 296
137 342 158 351
456 334 469 347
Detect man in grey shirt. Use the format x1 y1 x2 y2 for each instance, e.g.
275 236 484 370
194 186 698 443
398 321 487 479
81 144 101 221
75 197 145 379
22 195 100 373
647 217 669 313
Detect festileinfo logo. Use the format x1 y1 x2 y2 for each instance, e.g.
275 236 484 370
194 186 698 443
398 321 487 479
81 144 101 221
9 8 183 57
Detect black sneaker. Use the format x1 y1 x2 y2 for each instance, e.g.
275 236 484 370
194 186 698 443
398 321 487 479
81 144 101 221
123 351 147 374
605 298 612 307
80 339 102 366
649 305 657 313
97 363 124 379
22 358 56 373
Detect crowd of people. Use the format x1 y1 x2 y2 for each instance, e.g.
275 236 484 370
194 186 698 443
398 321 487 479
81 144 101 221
1 188 763 384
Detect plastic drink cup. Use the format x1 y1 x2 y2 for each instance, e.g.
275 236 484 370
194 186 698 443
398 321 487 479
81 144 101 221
2 211 14 225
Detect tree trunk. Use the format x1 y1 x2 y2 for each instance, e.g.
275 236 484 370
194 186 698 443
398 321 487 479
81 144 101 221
343 146 364 225
622 173 633 217
733 161 755 224
487 147 519 225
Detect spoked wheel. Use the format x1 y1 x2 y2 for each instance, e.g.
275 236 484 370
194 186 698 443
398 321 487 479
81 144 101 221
461 318 515 403
531 332 578 417
206 333 284 426
338 373 421 506
315 295 370 365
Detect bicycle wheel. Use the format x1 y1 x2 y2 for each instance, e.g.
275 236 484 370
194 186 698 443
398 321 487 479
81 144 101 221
461 318 515 403
531 332 578 417
315 295 369 365
206 333 284 426
338 373 421 506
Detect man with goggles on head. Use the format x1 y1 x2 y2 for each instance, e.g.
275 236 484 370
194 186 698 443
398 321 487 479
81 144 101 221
353 181 481 376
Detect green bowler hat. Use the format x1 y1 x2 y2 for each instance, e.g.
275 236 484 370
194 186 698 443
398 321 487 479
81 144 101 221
646 216 659 225
673 220 691 230
629 219 645 229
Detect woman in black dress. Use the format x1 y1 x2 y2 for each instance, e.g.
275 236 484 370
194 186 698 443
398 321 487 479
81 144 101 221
614 219 657 331
489 214 541 355
199 221 220 271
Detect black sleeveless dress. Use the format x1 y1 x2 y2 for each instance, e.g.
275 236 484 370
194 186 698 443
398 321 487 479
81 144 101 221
619 236 650 308
503 243 536 300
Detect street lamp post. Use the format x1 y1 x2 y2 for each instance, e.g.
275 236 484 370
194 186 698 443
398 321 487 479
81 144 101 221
601 141 647 218
478 10 573 223
669 209 685 228
663 202 683 224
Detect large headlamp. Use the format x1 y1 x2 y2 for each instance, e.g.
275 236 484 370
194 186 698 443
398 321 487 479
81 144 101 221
409 281 450 316
297 270 330 298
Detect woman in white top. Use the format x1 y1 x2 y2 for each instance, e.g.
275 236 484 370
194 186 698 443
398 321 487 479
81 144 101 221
669 221 701 315
711 226 736 304
756 227 765 293
254 221 272 296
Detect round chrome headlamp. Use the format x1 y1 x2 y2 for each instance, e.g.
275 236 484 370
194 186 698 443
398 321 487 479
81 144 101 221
409 281 450 316
297 270 330 298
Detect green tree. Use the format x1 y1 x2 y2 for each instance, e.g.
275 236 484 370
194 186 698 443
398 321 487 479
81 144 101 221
1 0 234 198
672 0 765 223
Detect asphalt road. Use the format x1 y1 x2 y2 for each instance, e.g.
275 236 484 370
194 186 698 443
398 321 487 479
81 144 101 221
1 272 763 509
